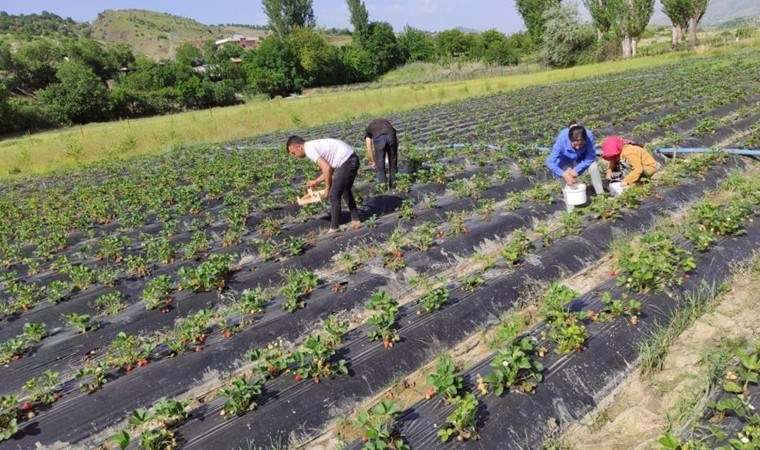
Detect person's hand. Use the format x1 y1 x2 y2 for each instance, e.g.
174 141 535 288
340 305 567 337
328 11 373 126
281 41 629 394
306 179 319 189
319 190 328 200
562 171 576 186
568 168 579 178
620 181 628 187
370 161 377 170
605 169 613 180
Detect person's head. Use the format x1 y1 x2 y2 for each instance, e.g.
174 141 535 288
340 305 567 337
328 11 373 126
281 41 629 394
568 125 587 150
286 135 306 158
601 136 624 161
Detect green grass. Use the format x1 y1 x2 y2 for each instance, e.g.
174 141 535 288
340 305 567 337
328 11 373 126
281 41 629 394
1 42 757 180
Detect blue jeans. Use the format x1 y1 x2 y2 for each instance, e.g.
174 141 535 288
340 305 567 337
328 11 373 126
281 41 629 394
329 153 360 229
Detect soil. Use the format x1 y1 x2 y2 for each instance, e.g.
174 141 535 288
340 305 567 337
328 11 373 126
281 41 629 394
562 253 760 449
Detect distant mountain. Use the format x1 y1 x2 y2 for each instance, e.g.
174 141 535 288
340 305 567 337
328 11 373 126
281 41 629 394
651 0 760 26
91 9 268 60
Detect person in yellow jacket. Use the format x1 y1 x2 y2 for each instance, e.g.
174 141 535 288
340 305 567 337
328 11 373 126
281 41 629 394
601 136 658 186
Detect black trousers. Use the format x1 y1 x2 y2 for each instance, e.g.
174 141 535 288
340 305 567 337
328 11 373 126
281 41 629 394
373 134 398 189
329 153 360 229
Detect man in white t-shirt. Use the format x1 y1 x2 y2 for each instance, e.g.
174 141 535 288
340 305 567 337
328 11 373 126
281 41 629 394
286 135 361 233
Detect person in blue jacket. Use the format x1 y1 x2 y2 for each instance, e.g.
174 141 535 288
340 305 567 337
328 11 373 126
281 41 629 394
546 123 604 211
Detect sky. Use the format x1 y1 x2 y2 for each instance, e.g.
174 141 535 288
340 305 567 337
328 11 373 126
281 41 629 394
1 0 532 34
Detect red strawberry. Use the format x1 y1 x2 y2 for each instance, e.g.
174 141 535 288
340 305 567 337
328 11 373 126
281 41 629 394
313 377 320 384
426 388 436 399
125 364 133 372
383 340 392 349
21 402 32 411
53 393 60 401
610 271 616 277
684 274 692 279
195 346 203 352
295 374 303 381
362 437 369 443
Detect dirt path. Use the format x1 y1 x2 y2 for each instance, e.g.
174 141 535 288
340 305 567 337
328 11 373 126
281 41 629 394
562 253 760 449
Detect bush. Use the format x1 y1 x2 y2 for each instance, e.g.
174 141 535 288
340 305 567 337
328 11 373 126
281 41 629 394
541 3 596 68
244 36 306 98
337 45 376 83
2 98 54 133
37 61 108 124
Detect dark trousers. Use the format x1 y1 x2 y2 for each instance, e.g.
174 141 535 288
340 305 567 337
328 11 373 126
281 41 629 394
329 153 360 229
373 134 398 189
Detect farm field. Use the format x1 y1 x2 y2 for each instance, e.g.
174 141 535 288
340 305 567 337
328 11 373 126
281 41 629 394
1 48 760 450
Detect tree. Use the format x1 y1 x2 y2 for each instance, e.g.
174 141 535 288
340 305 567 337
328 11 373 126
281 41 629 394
479 30 519 66
262 0 315 39
174 43 203 67
38 61 108 124
346 0 370 48
541 3 596 68
662 0 690 45
435 29 476 60
244 36 306 97
606 0 655 57
364 22 404 74
398 26 436 62
286 27 340 86
515 0 562 44
687 0 709 46
337 45 376 82
583 0 616 39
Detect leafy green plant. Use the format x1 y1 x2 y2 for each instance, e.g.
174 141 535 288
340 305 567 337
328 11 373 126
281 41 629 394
596 292 641 324
366 291 401 348
279 268 319 312
459 275 484 292
106 332 154 369
426 354 463 401
142 274 174 311
589 195 622 221
22 370 60 404
74 361 110 393
0 394 19 442
178 253 235 293
254 238 280 261
0 323 46 363
219 376 264 417
502 230 534 266
282 236 307 256
63 312 99 333
246 341 289 378
615 232 695 292
139 427 177 450
399 198 416 220
93 292 126 315
153 397 189 426
289 334 348 382
483 337 544 395
419 287 449 312
437 392 480 442
232 288 268 315
356 400 409 450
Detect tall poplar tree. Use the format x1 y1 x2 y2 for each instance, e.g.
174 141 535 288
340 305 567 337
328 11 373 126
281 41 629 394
262 0 315 39
346 0 369 48
515 0 562 44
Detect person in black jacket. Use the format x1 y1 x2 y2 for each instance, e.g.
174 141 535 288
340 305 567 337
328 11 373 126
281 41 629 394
364 118 398 189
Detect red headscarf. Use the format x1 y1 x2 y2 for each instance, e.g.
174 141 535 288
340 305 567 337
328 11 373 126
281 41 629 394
601 136 636 160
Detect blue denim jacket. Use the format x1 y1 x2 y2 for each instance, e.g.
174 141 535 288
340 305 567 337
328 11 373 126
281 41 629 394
545 128 596 178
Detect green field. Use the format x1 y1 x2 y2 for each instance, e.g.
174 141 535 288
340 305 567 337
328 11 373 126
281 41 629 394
1 41 758 180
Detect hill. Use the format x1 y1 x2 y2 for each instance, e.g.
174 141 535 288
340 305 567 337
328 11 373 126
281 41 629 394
91 9 268 60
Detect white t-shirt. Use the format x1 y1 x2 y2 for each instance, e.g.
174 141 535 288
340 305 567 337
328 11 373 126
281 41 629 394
304 139 354 168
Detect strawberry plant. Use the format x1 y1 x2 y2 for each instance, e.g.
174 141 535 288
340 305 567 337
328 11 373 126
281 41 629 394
145 237 175 264
459 275 484 292
153 397 189 426
322 314 348 348
548 321 588 354
684 224 715 252
279 268 319 312
178 253 236 293
437 392 480 442
74 361 110 393
139 428 178 450
426 354 463 401
106 332 154 368
182 230 211 260
63 312 99 334
254 238 280 261
93 292 126 315
289 334 348 382
335 251 360 274
356 400 409 450
64 264 95 291
502 230 534 266
0 395 19 442
616 232 696 292
124 254 152 277
693 200 749 237
409 221 437 252
446 210 468 235
366 291 401 348
282 236 307 256
246 341 289 378
96 266 122 287
0 323 46 363
399 198 416 220
22 371 60 405
526 184 553 205
483 337 544 395
232 288 268 315
419 287 449 312
597 292 641 324
219 376 264 417
258 216 282 237
142 274 174 311
589 195 622 221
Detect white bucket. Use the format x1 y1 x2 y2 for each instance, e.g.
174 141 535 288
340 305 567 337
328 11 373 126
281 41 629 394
563 183 587 206
609 182 626 197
